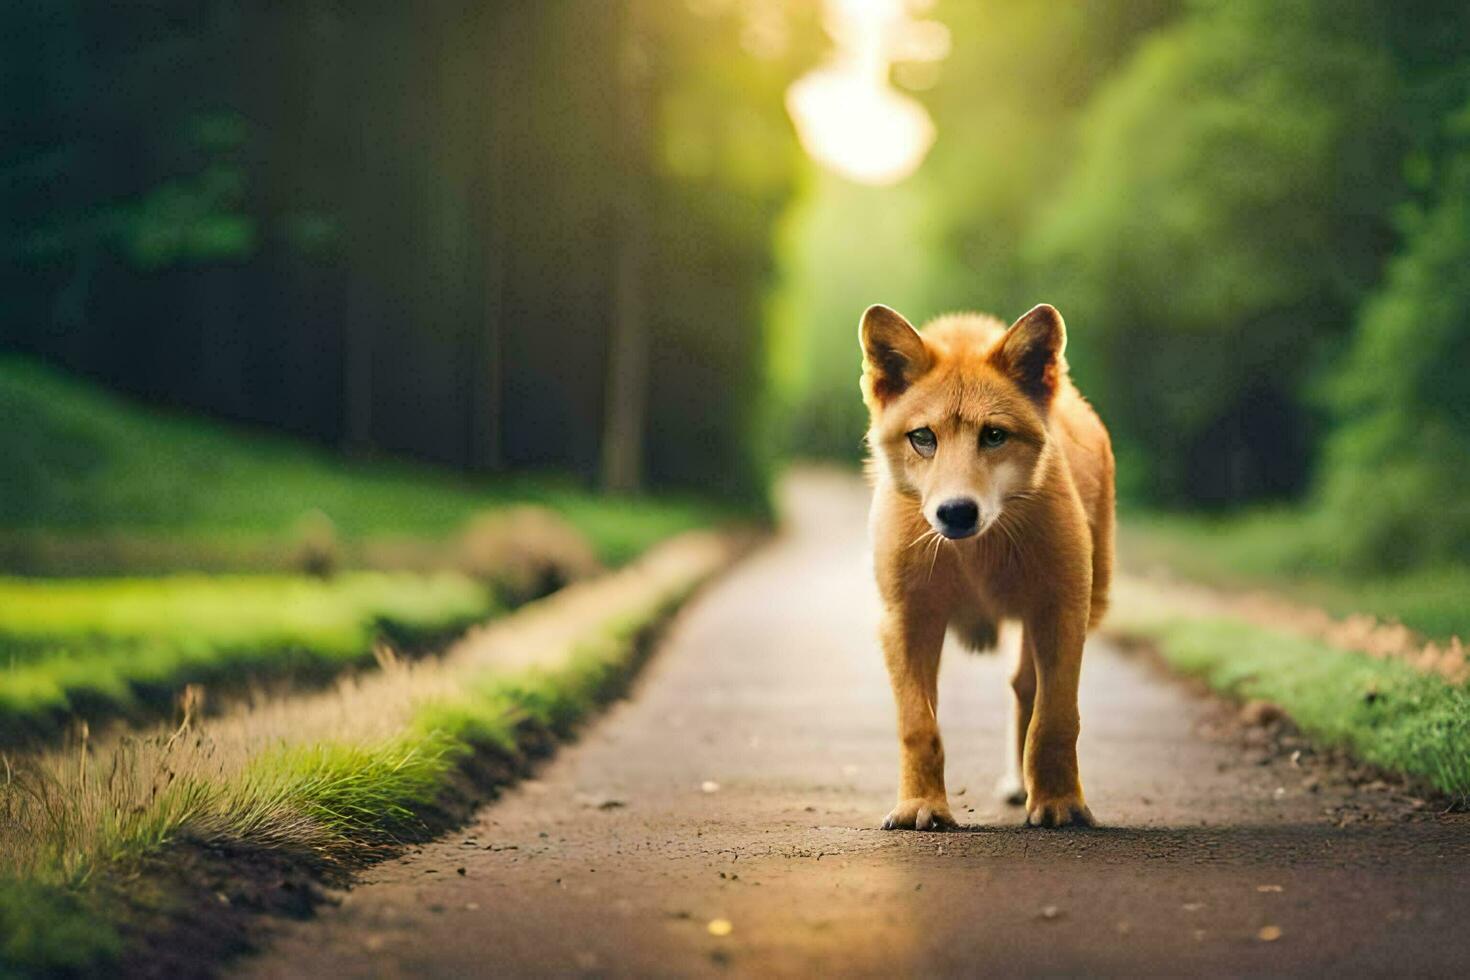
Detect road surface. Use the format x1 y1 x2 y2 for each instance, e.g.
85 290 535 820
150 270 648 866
242 470 1469 978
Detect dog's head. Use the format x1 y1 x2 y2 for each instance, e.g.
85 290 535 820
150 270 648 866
860 303 1066 540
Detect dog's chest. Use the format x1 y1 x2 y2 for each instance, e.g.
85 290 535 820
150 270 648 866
952 546 1029 616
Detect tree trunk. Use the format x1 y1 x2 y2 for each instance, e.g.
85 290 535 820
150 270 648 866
469 0 507 471
600 0 652 493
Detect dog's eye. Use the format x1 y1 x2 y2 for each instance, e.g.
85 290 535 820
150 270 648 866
907 427 937 458
980 426 1008 449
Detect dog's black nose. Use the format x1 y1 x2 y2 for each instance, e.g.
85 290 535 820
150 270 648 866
936 498 979 537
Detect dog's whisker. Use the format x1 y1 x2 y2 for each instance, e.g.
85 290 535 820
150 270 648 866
995 513 1026 558
925 532 944 582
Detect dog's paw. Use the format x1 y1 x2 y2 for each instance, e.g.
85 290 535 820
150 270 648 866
1024 793 1096 829
882 797 958 831
995 772 1026 807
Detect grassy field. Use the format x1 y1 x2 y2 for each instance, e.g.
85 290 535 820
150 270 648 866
0 572 495 744
1122 511 1470 643
0 534 728 978
0 357 744 746
0 357 727 571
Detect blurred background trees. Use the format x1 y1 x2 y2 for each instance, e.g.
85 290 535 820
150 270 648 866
3 0 1468 579
1 0 810 501
778 0 1470 577
1031 0 1404 506
1316 98 1470 571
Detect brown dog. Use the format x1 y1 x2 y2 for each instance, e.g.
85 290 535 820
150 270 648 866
860 303 1115 830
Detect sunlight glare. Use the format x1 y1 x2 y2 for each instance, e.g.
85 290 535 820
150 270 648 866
786 0 947 186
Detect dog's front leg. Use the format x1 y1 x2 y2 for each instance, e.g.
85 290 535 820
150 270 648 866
879 606 955 831
1022 610 1095 828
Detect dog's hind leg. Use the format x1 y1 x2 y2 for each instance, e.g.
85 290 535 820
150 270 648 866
997 633 1034 806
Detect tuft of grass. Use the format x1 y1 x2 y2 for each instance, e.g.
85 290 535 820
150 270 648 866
1118 614 1470 801
242 735 464 845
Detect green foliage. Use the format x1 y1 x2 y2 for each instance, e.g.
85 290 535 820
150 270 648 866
0 357 721 568
1130 615 1470 800
123 166 253 269
0 882 121 979
1029 0 1403 505
1314 103 1470 571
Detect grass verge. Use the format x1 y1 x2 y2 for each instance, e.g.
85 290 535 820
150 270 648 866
0 533 732 978
0 573 497 745
1109 613 1470 804
1122 511 1470 643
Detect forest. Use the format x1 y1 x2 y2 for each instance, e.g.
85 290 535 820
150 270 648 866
2 0 808 500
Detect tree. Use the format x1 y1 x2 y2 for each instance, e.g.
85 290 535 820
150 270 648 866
1315 104 1470 570
1026 0 1403 505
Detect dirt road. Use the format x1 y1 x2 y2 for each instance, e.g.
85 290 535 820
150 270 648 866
241 470 1469 978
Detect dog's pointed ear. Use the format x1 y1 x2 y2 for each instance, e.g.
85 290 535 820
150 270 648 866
995 304 1067 406
860 304 931 406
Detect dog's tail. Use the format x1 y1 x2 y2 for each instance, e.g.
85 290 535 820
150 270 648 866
949 607 1000 654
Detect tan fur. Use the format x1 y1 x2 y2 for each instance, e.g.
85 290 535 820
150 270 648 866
859 303 1115 830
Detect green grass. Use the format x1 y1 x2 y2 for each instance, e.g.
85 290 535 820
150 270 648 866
0 356 728 570
1118 508 1470 807
1122 510 1470 642
250 595 681 849
1116 614 1470 801
0 568 700 978
0 572 496 743
246 734 465 846
0 882 122 979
